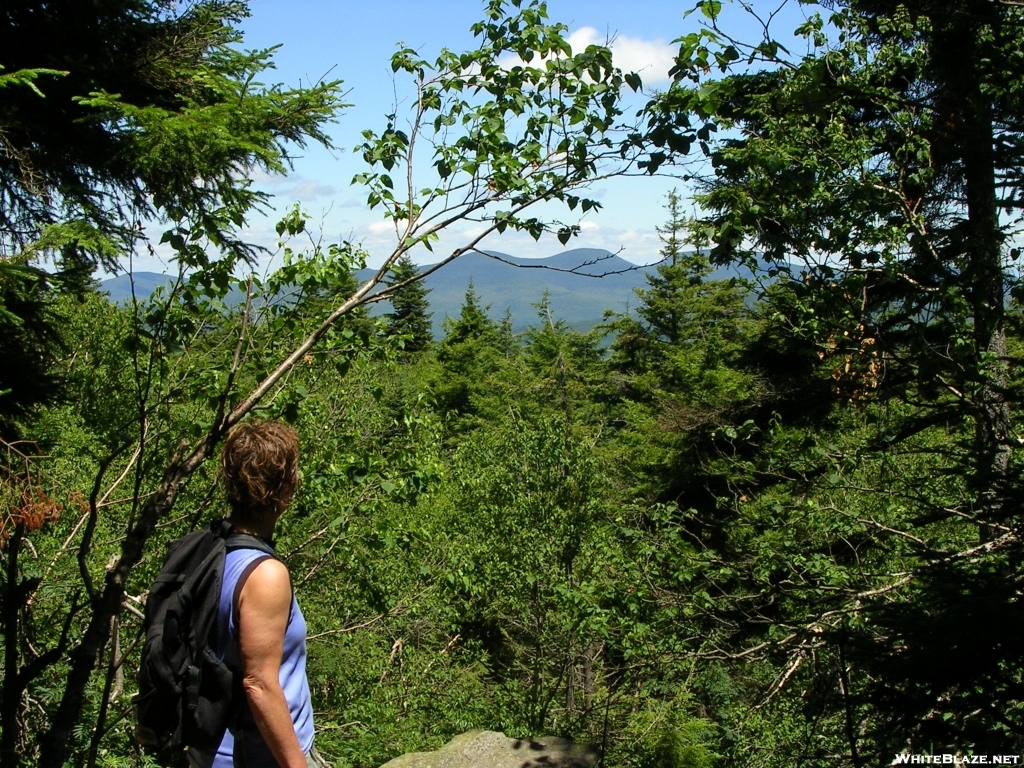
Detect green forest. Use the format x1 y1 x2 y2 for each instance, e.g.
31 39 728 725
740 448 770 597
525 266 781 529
2 0 1023 766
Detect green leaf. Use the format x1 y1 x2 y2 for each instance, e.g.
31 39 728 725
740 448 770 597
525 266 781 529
700 0 722 20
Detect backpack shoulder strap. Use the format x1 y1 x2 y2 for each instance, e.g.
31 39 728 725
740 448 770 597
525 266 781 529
213 515 277 558
224 531 277 558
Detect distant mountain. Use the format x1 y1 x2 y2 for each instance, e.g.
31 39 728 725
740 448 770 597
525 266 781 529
370 249 655 333
99 272 174 303
371 248 761 333
98 248 758 334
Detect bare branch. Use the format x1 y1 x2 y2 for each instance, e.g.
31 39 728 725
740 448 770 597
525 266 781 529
469 246 650 278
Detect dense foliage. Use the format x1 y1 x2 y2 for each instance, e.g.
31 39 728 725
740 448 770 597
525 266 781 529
3 1 1023 767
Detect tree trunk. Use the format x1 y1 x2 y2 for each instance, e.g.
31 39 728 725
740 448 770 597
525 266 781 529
944 2 1011 535
1 524 24 767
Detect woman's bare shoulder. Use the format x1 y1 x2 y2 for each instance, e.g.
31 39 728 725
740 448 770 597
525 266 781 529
239 557 291 613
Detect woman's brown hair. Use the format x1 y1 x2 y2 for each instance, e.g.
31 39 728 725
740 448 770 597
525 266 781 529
220 420 299 525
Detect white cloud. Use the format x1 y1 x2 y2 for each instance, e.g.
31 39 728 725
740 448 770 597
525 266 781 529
607 228 665 265
462 225 490 239
499 26 676 87
248 167 280 187
569 27 676 86
247 172 337 201
368 220 395 234
607 34 676 86
565 26 602 53
281 179 337 200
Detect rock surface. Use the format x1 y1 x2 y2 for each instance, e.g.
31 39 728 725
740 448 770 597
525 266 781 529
379 730 600 768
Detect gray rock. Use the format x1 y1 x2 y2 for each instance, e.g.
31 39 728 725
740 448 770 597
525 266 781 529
379 730 600 768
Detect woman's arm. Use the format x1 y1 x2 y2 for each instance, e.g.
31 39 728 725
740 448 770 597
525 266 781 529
236 558 307 768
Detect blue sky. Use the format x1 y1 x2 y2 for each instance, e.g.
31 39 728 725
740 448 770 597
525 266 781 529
136 1 814 272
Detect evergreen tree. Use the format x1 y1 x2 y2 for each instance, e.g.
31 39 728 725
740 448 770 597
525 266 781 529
433 282 501 422
0 267 62 431
610 191 757 403
438 280 497 351
657 188 687 268
523 291 605 416
0 1 343 432
639 0 1024 758
497 309 519 361
0 1 341 263
386 255 433 353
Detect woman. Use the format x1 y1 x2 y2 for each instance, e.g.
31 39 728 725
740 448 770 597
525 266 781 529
189 420 318 768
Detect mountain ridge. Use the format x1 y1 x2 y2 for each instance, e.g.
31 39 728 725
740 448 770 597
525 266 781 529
99 248 753 333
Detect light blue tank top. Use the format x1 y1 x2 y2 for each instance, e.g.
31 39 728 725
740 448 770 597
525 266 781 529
206 547 315 767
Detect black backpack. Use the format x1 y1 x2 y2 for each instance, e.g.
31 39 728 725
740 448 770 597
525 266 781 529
133 518 277 754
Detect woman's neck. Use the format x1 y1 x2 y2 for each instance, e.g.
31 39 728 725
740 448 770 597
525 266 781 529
228 515 277 541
